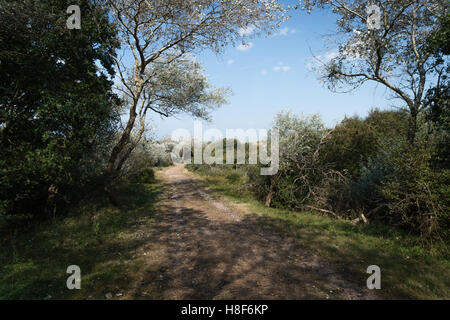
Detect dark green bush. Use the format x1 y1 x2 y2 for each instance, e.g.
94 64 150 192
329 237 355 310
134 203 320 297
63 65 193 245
320 116 378 179
129 169 156 184
352 150 393 209
319 110 408 180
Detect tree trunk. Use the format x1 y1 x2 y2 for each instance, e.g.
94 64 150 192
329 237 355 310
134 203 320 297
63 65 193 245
265 175 277 207
105 110 137 177
104 185 120 207
407 108 418 144
265 190 274 207
103 106 138 207
115 115 147 174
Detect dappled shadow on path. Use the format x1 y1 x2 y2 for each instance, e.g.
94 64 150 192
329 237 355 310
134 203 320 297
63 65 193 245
131 166 376 300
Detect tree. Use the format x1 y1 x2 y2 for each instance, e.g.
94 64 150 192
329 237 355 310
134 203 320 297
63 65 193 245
299 0 449 143
0 0 120 217
104 0 286 180
423 13 449 167
111 54 229 175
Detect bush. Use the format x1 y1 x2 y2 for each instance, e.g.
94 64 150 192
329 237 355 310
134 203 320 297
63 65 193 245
319 110 408 180
320 116 377 179
351 130 449 239
352 150 393 210
380 135 450 239
129 169 156 184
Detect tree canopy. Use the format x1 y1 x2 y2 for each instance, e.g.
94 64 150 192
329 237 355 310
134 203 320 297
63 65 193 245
299 0 449 142
104 0 286 177
0 0 120 217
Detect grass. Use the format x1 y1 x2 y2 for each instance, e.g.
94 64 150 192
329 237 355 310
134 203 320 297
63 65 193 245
0 181 163 300
1 165 448 300
187 166 450 300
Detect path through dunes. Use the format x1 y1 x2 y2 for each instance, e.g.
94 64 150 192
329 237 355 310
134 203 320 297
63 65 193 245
133 164 377 299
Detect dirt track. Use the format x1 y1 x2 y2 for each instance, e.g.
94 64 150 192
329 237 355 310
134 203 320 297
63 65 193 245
134 164 377 299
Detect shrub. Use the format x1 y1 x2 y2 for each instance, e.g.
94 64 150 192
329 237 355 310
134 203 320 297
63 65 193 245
320 116 377 179
380 135 450 239
352 150 393 210
319 110 408 180
129 169 156 184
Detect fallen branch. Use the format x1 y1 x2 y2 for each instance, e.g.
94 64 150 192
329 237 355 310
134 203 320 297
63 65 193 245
352 204 389 225
304 205 342 220
360 213 369 224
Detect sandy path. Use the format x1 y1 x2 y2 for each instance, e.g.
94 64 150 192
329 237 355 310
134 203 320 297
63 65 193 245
134 164 377 299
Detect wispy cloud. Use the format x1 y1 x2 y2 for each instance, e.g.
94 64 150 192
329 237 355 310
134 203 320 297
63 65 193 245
274 66 291 72
238 25 255 37
275 27 297 37
261 69 268 76
236 42 254 52
324 51 338 61
273 62 291 72
306 50 339 71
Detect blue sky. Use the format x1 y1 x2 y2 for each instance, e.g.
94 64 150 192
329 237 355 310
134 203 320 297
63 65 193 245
149 5 396 140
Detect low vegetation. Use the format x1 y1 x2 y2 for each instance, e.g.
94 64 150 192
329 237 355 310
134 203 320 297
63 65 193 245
0 181 163 299
188 108 450 242
186 164 450 299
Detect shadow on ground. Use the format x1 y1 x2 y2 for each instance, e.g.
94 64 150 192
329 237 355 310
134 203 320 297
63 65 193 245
132 167 376 300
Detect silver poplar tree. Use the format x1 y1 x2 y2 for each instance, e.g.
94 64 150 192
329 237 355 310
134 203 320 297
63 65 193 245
104 0 286 180
299 0 449 143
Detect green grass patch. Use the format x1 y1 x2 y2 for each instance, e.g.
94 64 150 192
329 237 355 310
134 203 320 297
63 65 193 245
188 166 450 299
0 181 163 299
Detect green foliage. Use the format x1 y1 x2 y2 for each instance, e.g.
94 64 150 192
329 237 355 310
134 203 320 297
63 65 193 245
379 135 450 239
263 111 328 208
320 116 377 179
426 13 450 57
225 172 242 184
0 0 120 219
129 169 156 184
0 182 163 299
365 109 410 140
190 108 449 241
320 110 409 180
423 77 449 170
352 151 392 208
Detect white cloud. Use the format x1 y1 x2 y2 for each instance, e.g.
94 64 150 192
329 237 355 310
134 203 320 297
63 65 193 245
279 27 289 36
306 50 339 71
236 42 254 51
238 25 255 37
227 59 235 65
273 62 291 72
275 27 297 37
324 51 339 61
